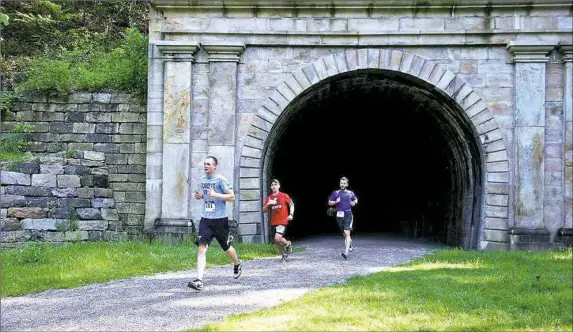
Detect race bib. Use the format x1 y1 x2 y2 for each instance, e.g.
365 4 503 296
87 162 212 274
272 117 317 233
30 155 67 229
205 201 215 212
336 211 344 218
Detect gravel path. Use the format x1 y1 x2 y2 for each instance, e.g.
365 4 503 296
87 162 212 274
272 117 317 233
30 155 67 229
1 234 444 331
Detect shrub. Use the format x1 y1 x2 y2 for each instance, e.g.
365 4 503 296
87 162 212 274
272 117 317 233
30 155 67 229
16 27 148 100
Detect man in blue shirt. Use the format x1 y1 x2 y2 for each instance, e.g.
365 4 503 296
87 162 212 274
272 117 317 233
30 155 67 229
328 176 358 259
188 156 242 291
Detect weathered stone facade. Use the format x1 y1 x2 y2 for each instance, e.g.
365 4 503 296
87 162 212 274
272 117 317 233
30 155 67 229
1 93 146 247
145 0 572 250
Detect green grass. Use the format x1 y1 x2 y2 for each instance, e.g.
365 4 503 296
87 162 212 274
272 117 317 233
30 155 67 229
196 248 573 331
1 240 285 298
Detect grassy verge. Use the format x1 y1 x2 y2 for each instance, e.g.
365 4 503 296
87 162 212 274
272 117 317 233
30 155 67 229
197 248 572 331
1 240 285 298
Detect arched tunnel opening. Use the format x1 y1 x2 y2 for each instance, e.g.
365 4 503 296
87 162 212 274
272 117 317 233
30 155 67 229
263 70 484 249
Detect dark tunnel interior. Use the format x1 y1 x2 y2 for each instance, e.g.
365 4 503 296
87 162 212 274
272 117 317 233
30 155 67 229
265 70 484 247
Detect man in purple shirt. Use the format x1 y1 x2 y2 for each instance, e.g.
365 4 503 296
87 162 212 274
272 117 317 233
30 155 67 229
328 176 358 259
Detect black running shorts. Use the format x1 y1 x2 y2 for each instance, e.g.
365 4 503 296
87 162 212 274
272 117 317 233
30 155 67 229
195 217 232 251
336 211 353 232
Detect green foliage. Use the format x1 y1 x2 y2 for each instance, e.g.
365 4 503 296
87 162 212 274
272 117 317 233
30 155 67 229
1 12 9 28
0 90 20 111
0 123 34 162
1 241 283 297
0 1 148 91
198 249 573 331
68 209 79 231
16 27 148 99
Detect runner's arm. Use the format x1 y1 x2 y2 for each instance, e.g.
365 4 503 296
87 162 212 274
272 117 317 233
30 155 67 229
212 189 235 202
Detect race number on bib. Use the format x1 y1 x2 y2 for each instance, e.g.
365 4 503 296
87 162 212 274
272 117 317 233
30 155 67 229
205 201 215 212
336 211 344 218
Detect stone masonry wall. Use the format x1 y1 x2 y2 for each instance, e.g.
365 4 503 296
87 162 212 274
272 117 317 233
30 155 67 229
1 93 146 247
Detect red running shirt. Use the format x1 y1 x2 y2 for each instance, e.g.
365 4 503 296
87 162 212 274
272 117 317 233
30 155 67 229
264 192 292 226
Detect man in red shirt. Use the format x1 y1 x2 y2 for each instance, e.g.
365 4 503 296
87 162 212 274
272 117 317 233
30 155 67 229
262 179 295 262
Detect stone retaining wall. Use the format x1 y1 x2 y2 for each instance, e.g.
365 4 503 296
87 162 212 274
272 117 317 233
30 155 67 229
1 93 146 247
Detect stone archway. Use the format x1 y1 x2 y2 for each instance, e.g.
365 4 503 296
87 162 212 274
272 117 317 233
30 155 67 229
238 48 510 250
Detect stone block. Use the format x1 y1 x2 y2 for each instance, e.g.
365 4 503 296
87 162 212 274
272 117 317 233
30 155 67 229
57 198 91 209
51 188 78 198
484 229 509 242
128 154 146 165
84 151 105 161
1 218 22 231
1 171 31 185
103 231 128 241
112 113 140 123
57 175 81 188
40 164 64 175
485 194 509 206
85 112 111 122
72 123 95 134
91 198 115 208
94 188 113 198
115 203 145 214
125 192 146 203
76 208 102 220
484 217 508 230
77 188 94 199
50 122 74 134
101 208 119 221
93 93 111 103
1 195 26 208
93 175 109 188
95 123 118 134
69 93 92 103
64 165 90 176
109 174 128 182
78 220 108 231
64 231 89 241
21 218 69 231
8 207 46 219
31 174 57 187
18 162 40 174
1 230 32 243
5 186 53 197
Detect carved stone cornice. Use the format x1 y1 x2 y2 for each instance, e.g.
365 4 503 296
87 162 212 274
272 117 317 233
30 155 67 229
558 43 573 63
155 41 200 61
202 43 246 63
506 41 555 63
151 0 572 10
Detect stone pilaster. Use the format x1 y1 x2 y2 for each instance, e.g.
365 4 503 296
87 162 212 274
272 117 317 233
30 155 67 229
558 43 573 242
145 41 199 234
507 42 554 232
202 43 245 221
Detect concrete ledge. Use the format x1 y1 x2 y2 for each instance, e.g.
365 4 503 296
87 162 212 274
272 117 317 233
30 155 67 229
557 228 573 247
509 226 554 251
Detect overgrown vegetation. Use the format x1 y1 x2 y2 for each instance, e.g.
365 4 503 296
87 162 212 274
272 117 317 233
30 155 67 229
1 240 287 298
15 27 148 99
196 248 573 331
0 122 34 162
0 1 149 99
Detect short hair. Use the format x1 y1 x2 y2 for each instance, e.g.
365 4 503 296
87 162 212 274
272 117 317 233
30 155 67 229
271 179 280 185
206 156 218 166
340 176 348 182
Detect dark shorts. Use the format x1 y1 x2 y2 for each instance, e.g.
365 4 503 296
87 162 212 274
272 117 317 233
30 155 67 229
336 211 353 232
271 225 287 237
195 217 232 251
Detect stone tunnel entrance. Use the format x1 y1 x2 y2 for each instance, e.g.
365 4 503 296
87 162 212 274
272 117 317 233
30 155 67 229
263 70 484 248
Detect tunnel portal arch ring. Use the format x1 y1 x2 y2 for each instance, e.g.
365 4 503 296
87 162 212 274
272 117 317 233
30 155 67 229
238 48 511 245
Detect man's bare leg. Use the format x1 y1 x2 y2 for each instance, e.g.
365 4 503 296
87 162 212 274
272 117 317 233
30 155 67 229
197 244 208 280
